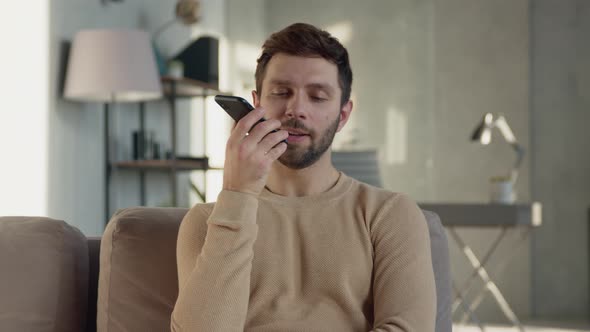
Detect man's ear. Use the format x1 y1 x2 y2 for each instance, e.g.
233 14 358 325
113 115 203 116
252 90 261 107
336 100 353 132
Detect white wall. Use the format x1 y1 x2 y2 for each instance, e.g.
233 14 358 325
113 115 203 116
0 2 50 217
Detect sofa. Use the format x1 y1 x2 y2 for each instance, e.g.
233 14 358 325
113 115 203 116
0 207 451 332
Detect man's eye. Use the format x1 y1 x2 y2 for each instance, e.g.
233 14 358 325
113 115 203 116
311 96 327 102
271 91 288 97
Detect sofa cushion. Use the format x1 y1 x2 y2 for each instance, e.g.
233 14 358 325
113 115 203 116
0 216 88 332
422 210 452 332
97 207 187 332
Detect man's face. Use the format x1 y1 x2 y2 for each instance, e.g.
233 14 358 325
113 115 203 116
253 53 352 169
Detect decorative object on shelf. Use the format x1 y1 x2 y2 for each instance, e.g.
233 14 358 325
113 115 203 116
470 113 525 204
132 130 162 160
175 0 200 24
63 28 162 221
110 77 226 209
172 36 219 88
152 0 201 76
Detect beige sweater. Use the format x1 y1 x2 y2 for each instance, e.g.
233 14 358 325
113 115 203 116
171 173 435 332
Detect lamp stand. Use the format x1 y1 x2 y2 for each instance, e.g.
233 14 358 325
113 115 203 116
104 103 111 225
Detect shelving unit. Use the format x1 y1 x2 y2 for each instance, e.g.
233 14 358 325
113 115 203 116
106 77 228 218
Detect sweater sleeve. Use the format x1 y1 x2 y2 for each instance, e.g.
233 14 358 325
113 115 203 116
171 190 259 332
369 194 436 332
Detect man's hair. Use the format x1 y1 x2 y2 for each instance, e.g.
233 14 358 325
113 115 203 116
255 23 353 106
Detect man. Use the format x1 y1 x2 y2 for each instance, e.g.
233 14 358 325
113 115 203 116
171 23 435 331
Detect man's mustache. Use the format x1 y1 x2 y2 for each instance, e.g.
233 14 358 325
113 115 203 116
282 119 312 134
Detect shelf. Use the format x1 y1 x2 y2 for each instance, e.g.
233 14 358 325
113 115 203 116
106 77 227 210
161 76 230 98
113 159 210 171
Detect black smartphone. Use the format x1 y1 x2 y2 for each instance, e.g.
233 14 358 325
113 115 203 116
214 95 287 143
214 95 256 122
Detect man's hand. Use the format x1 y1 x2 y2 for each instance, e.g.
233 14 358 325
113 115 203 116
222 107 288 196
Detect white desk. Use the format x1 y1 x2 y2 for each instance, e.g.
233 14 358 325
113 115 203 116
419 202 542 332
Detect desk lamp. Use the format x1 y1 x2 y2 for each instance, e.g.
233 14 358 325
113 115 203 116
471 113 525 202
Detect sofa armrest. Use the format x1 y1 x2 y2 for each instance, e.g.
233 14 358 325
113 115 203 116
0 216 89 332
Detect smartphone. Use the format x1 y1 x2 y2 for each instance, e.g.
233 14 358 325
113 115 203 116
214 95 256 122
214 95 287 143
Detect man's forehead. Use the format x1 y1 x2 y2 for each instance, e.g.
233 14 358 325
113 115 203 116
263 54 339 89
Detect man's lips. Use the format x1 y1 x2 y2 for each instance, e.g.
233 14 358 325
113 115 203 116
282 128 309 136
282 128 310 143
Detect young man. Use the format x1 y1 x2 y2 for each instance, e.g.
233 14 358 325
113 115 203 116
171 23 435 331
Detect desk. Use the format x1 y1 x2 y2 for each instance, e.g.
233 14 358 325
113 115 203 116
419 202 542 331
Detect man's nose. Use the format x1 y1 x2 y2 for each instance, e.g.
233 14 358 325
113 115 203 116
284 94 308 119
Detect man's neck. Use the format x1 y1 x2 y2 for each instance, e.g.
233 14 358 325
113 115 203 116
265 152 340 197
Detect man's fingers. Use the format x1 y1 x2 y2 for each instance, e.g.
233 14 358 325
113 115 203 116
265 141 288 161
228 107 265 145
248 119 283 144
258 130 289 154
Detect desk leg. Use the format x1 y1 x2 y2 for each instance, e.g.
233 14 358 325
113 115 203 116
459 227 531 325
449 227 525 332
453 281 485 331
452 227 507 314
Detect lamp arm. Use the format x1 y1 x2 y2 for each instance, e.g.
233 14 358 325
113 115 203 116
494 115 516 144
509 143 525 183
495 115 525 184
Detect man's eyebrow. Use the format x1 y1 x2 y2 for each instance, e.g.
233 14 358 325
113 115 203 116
268 79 292 86
306 83 335 93
267 79 335 93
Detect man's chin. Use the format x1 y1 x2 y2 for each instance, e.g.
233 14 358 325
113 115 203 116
278 151 318 170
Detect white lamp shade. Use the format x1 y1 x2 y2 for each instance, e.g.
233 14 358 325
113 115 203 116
64 29 162 102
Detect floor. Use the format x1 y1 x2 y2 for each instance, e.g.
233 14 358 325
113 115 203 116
454 321 590 332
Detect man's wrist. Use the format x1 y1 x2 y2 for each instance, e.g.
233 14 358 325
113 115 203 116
208 190 259 226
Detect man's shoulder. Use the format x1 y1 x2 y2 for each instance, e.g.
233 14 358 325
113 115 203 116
343 175 422 222
345 175 404 204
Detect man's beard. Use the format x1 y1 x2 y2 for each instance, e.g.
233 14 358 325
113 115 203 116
278 114 340 170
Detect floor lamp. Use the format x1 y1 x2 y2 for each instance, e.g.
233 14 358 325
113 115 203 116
63 29 162 223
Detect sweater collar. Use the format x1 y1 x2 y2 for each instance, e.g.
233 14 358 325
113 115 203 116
259 172 353 206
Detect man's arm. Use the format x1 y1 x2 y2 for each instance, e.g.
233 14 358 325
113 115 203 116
369 194 436 332
170 190 259 332
171 105 288 332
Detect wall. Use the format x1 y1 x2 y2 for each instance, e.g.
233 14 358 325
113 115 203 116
432 0 531 322
263 0 531 322
0 3 50 217
530 0 590 319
